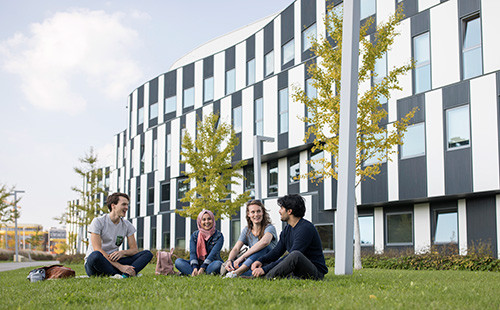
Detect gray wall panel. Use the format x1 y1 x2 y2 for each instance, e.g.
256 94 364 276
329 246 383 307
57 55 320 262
411 10 430 37
183 63 195 89
225 46 235 70
164 71 177 98
361 164 388 204
281 5 294 44
458 0 480 18
444 148 472 195
149 77 158 104
246 35 255 61
301 0 316 28
466 196 498 257
203 56 214 78
399 156 427 200
442 81 470 109
398 93 425 123
264 22 274 54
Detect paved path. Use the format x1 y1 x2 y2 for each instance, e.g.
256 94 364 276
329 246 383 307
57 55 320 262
0 261 60 272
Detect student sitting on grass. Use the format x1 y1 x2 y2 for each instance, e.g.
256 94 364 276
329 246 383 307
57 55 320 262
251 194 328 280
175 209 224 276
85 192 153 278
222 200 277 278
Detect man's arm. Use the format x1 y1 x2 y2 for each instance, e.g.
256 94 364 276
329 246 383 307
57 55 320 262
90 233 136 276
109 234 139 261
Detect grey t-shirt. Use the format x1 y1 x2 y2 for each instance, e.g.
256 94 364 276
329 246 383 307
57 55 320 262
84 214 136 262
238 224 278 249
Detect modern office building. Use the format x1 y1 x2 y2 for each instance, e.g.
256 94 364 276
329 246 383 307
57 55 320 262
109 0 500 258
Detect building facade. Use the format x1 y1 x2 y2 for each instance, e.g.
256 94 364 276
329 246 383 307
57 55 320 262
110 0 500 258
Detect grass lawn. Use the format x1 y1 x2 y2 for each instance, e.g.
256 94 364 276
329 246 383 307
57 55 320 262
1 264 499 309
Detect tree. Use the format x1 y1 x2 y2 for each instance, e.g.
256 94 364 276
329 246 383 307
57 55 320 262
0 184 20 226
292 6 416 269
177 113 251 220
27 227 44 251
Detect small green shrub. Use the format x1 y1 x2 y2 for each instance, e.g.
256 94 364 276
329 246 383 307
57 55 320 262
57 254 85 264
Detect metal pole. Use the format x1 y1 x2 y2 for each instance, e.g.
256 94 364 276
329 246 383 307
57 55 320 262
253 136 275 200
10 190 25 262
335 0 360 276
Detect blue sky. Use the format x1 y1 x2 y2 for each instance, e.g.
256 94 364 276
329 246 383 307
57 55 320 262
0 0 293 229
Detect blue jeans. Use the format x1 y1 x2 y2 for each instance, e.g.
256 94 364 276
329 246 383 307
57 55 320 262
229 246 271 276
85 250 153 277
175 258 223 275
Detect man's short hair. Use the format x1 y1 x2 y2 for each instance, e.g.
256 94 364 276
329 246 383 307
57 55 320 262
106 192 130 212
277 194 306 218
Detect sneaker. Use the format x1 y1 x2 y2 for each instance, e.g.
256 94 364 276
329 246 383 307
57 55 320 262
110 274 128 279
220 263 228 276
224 271 238 279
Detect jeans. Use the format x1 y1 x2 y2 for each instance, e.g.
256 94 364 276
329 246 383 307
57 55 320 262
85 250 153 277
265 250 324 280
227 245 272 276
175 258 223 275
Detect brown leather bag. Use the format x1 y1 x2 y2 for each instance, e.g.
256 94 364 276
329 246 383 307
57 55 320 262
44 265 76 279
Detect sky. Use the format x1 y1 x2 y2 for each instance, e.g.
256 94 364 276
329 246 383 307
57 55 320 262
0 0 293 230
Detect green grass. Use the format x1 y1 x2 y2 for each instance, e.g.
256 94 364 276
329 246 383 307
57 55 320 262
1 264 499 309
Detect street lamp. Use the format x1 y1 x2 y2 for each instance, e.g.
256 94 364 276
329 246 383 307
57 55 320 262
253 135 275 200
9 190 25 262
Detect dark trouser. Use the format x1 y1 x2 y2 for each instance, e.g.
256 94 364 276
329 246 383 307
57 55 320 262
85 250 153 277
265 251 324 280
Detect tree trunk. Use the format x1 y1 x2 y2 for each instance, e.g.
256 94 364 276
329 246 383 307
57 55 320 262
353 202 362 270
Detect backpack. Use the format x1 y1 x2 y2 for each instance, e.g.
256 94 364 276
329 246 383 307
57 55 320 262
155 248 178 275
27 265 75 282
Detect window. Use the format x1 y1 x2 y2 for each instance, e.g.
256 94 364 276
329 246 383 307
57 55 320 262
148 187 154 205
233 106 242 133
364 132 387 166
230 218 241 247
138 107 144 125
177 179 189 200
166 134 171 167
226 68 236 94
153 139 158 170
327 3 343 34
359 215 374 245
136 187 141 216
306 78 317 124
176 238 185 249
140 144 145 174
373 52 387 104
204 77 214 102
434 211 458 244
180 127 187 159
244 165 255 197
462 16 482 79
247 59 255 85
289 155 300 183
386 212 413 245
161 183 170 202
164 96 176 114
183 87 194 108
309 150 324 177
255 98 263 135
360 0 376 20
149 102 158 120
302 23 317 51
401 123 425 159
268 161 278 196
265 51 274 77
162 232 170 249
282 39 294 65
279 88 289 134
413 32 431 93
446 105 470 149
315 224 334 251
151 227 157 249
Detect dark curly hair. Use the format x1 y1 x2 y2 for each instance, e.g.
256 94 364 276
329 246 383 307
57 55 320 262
277 194 305 218
106 192 130 212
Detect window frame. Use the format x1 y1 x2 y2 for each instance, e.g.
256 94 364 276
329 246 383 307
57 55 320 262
160 182 170 203
138 107 144 125
433 209 458 245
288 155 300 184
315 223 334 252
264 50 274 77
358 214 374 246
400 122 426 160
385 211 414 246
254 97 264 136
461 14 483 80
149 102 158 120
281 39 295 66
302 23 317 52
203 76 214 102
413 32 431 94
183 87 195 109
268 160 278 196
225 68 236 95
446 105 471 151
233 106 242 134
247 58 256 86
278 87 289 134
164 95 177 114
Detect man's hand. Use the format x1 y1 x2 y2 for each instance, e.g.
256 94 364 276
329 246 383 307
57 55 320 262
118 264 136 277
109 250 125 262
225 260 235 272
252 267 265 278
251 261 262 270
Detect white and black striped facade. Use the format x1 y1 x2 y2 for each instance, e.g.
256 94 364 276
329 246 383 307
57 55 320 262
110 0 500 258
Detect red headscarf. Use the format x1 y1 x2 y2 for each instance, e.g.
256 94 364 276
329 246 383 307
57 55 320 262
196 209 216 261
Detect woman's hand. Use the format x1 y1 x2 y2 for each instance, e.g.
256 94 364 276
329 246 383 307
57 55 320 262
233 256 244 268
191 268 198 277
197 268 206 276
225 260 235 271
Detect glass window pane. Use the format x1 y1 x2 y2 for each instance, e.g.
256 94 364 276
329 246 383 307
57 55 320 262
282 39 294 65
364 132 387 166
316 225 334 251
463 17 482 79
153 139 158 170
289 155 300 183
302 23 317 51
204 77 214 102
265 51 274 76
164 96 176 114
359 215 374 245
226 68 236 94
310 150 323 176
244 166 255 197
166 134 171 167
414 32 430 63
268 161 278 195
233 106 242 133
279 88 288 134
447 105 470 149
387 213 413 244
138 107 144 125
149 103 158 120
360 0 376 20
255 97 263 135
463 48 483 79
247 59 255 85
463 18 481 49
183 87 194 108
415 65 431 94
434 212 458 243
374 53 387 81
230 219 241 247
177 179 189 200
402 123 425 158
148 187 154 204
161 183 170 202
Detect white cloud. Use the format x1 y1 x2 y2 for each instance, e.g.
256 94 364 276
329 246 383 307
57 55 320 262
0 9 144 115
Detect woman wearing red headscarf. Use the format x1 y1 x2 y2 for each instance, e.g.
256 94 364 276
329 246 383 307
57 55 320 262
174 209 224 276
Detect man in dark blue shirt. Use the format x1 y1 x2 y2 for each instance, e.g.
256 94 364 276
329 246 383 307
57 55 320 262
251 194 328 280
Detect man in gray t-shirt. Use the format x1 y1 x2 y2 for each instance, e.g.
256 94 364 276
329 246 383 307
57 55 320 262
84 193 153 277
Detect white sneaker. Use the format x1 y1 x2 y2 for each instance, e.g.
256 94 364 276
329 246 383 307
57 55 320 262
224 271 238 279
110 274 126 279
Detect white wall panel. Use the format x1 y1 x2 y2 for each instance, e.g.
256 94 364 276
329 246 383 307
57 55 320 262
185 111 197 174
131 91 138 137
255 29 264 82
235 42 246 91
425 89 445 197
303 194 313 223
171 118 180 178
144 130 152 173
387 123 399 201
158 75 164 124
482 0 500 74
241 87 254 160
144 83 150 127
414 203 431 254
316 0 326 39
300 150 308 193
288 64 305 148
170 213 176 251
202 103 213 119
220 97 232 152
497 195 500 258
471 74 500 191
278 158 288 196
156 216 161 250
194 60 203 109
176 69 183 117
140 176 147 217
132 136 141 177
324 151 333 210
418 0 440 11
261 162 268 198
377 0 395 24
274 15 281 75
294 0 301 67
214 52 225 100
430 0 460 88
158 124 166 181
458 199 467 255
374 207 384 254
263 76 278 154
144 217 150 250
265 197 282 236
130 177 136 217
221 214 230 250
154 171 160 214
